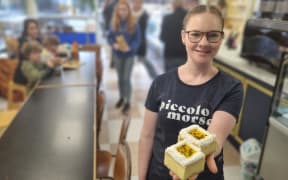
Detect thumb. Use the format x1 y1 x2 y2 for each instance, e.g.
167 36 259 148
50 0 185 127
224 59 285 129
206 153 218 174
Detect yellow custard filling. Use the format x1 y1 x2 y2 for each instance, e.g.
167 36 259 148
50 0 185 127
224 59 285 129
189 129 207 140
177 144 196 158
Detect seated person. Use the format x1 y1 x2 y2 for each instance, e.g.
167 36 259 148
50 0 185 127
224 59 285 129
18 18 42 61
41 35 63 64
13 40 57 89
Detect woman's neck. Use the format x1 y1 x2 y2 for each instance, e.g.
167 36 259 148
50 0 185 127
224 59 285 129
178 61 218 85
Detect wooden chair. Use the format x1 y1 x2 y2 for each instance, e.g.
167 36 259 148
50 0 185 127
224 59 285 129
96 141 131 180
0 110 18 138
80 44 102 89
96 115 131 180
96 57 103 90
118 115 131 144
0 59 18 98
7 81 27 110
4 36 19 58
96 90 105 149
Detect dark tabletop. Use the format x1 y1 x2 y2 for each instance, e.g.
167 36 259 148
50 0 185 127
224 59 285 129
0 86 95 180
39 52 96 87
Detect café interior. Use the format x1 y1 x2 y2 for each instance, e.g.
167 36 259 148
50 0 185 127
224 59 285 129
0 0 288 179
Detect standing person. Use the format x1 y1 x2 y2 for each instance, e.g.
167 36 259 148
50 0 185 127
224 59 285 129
18 18 42 61
108 0 141 114
160 0 187 72
138 5 243 180
131 0 157 79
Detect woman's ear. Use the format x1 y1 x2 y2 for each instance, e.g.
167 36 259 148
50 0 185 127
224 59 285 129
181 30 186 46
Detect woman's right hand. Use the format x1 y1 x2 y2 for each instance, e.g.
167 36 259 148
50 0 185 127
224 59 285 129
113 43 119 50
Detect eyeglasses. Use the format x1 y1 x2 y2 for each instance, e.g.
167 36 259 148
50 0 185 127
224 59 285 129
184 30 224 43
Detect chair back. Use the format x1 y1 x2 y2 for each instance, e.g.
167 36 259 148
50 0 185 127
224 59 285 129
4 36 19 57
119 115 131 144
96 57 103 89
0 59 18 97
7 81 27 110
96 90 105 149
114 141 132 180
79 44 102 86
0 110 18 138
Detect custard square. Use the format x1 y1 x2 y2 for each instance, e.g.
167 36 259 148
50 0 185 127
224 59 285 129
164 140 205 180
178 124 217 155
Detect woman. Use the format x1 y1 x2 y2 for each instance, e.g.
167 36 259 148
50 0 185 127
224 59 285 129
108 0 141 114
18 18 41 61
138 5 243 180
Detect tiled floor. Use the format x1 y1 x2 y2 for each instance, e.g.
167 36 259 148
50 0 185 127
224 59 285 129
98 45 242 179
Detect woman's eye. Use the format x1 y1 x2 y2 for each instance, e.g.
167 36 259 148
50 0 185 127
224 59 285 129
190 32 201 38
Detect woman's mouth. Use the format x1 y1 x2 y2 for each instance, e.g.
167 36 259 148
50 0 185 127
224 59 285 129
194 49 211 55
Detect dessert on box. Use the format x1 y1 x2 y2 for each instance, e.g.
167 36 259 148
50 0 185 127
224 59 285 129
178 124 217 155
164 140 205 180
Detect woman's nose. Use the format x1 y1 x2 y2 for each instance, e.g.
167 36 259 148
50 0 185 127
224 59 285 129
198 35 210 46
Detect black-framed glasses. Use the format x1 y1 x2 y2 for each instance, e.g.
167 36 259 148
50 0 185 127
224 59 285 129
184 30 224 43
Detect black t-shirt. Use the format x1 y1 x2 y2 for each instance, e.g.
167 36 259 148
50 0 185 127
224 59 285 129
145 68 243 180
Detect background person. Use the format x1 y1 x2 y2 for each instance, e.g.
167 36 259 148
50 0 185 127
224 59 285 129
160 0 187 72
18 18 42 61
131 0 157 79
108 0 141 114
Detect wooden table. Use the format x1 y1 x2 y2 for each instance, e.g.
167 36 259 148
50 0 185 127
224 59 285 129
0 50 98 180
0 87 96 180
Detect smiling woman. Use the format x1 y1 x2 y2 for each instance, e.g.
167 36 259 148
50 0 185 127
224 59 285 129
138 4 243 180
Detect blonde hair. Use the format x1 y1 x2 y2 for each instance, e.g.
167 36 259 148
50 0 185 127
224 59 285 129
183 5 224 30
21 40 42 60
111 0 136 33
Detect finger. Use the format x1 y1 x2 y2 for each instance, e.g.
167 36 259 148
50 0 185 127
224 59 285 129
189 174 198 180
169 171 179 180
206 154 218 174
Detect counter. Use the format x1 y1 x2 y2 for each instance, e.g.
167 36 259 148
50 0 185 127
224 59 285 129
214 44 276 148
216 45 276 86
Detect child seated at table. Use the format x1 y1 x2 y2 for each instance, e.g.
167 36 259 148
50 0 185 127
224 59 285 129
13 40 58 89
41 36 64 64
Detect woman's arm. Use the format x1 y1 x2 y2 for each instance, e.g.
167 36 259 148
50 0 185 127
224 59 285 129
138 109 158 180
208 110 237 156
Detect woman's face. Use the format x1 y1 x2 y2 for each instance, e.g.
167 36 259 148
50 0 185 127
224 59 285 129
181 12 223 65
27 22 39 39
117 3 129 20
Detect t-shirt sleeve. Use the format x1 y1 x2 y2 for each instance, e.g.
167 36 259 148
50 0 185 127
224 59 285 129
145 79 161 112
216 81 243 121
